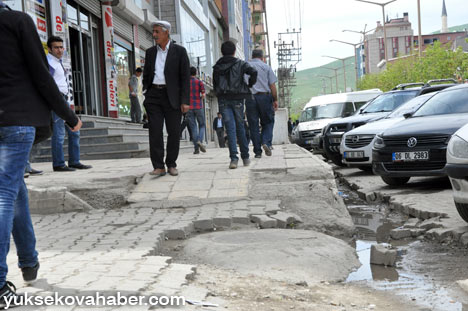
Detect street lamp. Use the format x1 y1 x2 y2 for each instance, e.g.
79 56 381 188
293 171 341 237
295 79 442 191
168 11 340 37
417 0 422 57
322 67 340 92
330 39 361 88
355 0 397 64
323 55 347 91
317 75 334 93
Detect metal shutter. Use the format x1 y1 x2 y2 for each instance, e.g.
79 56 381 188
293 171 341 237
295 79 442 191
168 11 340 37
113 13 133 42
77 0 101 17
138 26 153 50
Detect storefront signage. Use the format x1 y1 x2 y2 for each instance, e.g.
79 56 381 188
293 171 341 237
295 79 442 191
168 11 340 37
102 2 118 118
4 0 23 11
24 0 48 49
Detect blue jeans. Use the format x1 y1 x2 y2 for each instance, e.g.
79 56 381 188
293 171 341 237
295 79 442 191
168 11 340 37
186 108 206 150
218 99 249 161
246 94 275 155
0 126 39 288
51 112 81 167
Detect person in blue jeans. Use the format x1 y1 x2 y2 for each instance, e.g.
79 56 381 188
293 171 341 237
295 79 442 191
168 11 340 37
187 66 207 154
0 2 81 305
47 36 91 172
213 41 257 169
245 49 278 158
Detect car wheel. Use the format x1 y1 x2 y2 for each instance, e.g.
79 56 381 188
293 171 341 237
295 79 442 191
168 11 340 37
358 166 373 172
381 176 410 186
330 155 345 167
455 202 468 223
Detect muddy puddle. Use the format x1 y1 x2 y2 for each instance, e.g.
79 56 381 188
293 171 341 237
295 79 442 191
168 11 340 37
338 183 468 311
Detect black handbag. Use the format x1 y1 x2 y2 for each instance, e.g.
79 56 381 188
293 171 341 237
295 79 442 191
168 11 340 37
34 119 53 145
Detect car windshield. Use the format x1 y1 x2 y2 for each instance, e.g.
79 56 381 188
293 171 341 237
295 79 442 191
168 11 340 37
361 91 418 113
300 103 345 122
413 88 468 117
386 93 435 118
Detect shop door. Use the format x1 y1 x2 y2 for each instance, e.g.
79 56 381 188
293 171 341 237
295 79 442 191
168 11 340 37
67 3 100 115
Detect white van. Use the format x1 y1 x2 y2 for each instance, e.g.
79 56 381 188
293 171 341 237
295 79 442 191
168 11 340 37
295 89 382 150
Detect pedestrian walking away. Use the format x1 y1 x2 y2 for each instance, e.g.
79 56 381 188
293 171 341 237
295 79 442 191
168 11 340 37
0 2 81 307
129 67 143 123
187 66 207 154
47 36 92 172
212 112 226 148
245 49 278 158
213 40 257 169
142 20 190 177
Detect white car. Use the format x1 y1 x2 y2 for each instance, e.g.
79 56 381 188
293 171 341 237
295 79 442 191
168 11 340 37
340 93 436 171
446 123 468 222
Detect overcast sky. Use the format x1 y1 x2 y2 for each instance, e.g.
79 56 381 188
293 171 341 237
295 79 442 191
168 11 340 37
266 0 468 71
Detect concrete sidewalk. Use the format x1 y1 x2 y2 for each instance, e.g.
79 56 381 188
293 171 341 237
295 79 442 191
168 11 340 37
7 145 354 310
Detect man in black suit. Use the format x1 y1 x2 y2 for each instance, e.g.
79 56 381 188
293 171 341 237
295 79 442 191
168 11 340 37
212 112 226 148
142 21 190 177
0 2 81 305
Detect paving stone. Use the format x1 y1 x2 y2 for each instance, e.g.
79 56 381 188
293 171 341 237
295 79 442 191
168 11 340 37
460 232 468 247
269 211 303 228
231 211 250 224
402 218 420 228
193 217 214 231
250 214 277 229
390 228 412 240
425 228 454 242
370 244 397 267
213 214 232 228
418 217 444 230
410 229 426 237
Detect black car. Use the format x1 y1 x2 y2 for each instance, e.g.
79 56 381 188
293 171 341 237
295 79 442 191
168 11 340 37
323 82 458 166
372 84 468 186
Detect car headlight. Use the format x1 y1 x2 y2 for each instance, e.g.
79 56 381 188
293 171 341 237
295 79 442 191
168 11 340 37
374 135 385 149
448 135 468 159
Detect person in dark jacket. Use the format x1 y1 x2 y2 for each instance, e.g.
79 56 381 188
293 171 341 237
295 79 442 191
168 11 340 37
213 41 257 169
0 2 81 305
212 112 225 147
142 21 190 177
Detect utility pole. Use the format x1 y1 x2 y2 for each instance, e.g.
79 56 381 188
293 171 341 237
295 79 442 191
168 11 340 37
323 55 347 91
317 75 334 93
275 29 302 110
329 39 361 89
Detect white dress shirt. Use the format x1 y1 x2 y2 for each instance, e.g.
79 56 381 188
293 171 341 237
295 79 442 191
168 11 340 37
47 53 69 95
152 40 171 85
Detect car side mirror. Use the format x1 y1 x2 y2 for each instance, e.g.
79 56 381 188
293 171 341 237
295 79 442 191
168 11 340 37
403 112 413 119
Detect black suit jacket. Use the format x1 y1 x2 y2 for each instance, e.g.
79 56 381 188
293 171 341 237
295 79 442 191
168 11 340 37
0 9 78 128
213 117 224 130
143 41 190 110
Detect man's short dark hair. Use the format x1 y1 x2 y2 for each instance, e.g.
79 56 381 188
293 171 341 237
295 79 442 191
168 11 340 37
217 112 222 115
252 49 263 59
190 66 197 76
221 41 236 56
135 67 143 73
47 36 63 48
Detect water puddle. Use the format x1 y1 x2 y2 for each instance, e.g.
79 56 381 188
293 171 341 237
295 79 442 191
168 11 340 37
339 184 467 311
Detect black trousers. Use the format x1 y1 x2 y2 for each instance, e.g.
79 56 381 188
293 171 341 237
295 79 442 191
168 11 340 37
144 88 182 169
215 128 225 147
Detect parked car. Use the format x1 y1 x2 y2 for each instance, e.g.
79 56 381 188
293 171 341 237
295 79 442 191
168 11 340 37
445 123 468 222
324 81 458 166
323 83 429 166
294 89 382 150
340 82 457 170
373 84 468 186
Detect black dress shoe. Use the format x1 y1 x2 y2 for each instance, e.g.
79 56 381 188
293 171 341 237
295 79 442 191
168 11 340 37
29 168 43 175
69 163 92 170
53 166 76 172
21 262 39 284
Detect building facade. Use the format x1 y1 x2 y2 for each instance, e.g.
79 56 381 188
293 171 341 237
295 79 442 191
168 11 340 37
249 0 269 64
364 13 414 74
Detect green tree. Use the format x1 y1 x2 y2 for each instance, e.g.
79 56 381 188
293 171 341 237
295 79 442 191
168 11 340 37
358 42 468 91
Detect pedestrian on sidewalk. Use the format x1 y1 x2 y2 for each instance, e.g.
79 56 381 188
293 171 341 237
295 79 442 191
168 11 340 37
47 36 92 172
245 49 278 158
0 2 81 306
187 66 207 154
213 41 257 169
180 113 193 141
212 112 226 148
129 67 143 123
142 21 190 177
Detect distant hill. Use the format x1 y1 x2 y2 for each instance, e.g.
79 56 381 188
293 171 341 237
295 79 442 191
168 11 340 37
431 23 468 34
290 56 355 117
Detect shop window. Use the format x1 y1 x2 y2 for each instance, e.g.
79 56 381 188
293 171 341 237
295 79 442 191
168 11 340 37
114 43 133 117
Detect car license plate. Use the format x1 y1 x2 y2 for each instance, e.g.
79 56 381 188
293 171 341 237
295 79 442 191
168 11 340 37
392 151 429 161
344 151 364 159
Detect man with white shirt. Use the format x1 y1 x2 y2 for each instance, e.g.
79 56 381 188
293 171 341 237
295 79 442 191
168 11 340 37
142 21 190 177
47 36 91 172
